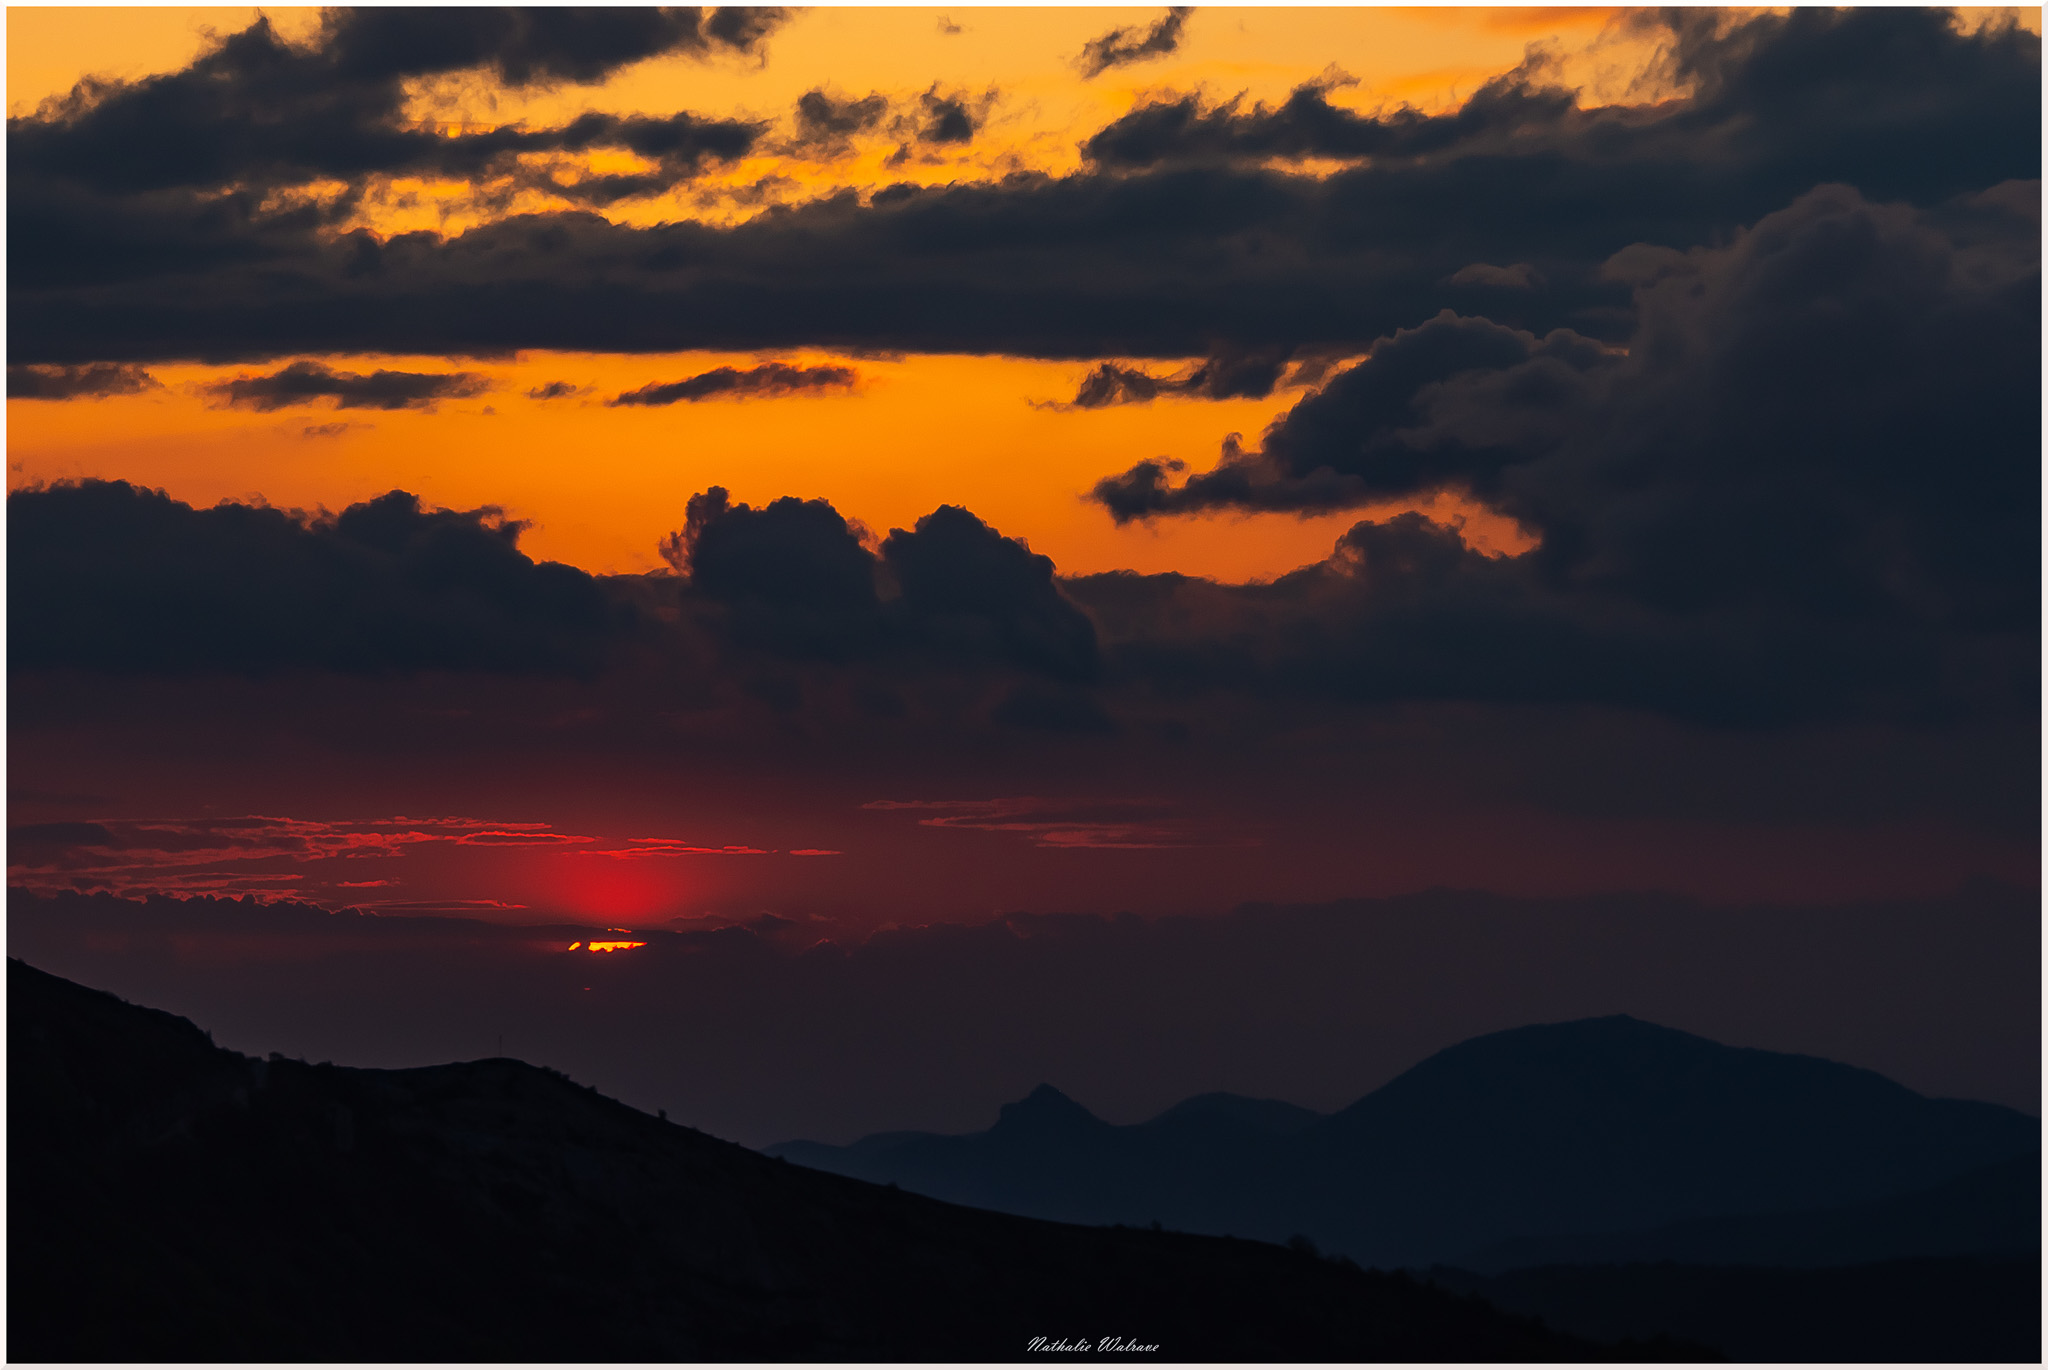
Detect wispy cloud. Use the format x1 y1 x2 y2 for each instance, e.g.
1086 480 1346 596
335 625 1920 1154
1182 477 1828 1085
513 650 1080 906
206 361 489 412
1076 7 1192 79
862 797 1239 849
610 363 857 407
8 362 161 400
7 815 594 899
577 838 774 859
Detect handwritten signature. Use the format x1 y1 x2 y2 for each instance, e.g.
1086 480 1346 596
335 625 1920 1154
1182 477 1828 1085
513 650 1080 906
1027 1336 1160 1353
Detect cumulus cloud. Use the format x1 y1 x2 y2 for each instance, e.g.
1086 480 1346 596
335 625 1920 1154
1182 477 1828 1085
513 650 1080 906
610 363 857 406
1077 7 1193 79
1093 185 2039 619
1090 312 1616 520
652 489 1102 681
665 486 881 660
1075 183 2039 725
8 481 621 674
881 506 1101 683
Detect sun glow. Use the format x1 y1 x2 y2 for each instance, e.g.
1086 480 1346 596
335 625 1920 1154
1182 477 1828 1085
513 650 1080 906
577 929 648 953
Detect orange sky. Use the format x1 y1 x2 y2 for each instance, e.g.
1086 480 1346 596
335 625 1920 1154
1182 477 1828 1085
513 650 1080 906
6 347 1535 577
7 7 2029 580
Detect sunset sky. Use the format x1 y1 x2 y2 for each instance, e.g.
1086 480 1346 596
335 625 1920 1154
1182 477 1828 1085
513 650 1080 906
7 7 2040 1138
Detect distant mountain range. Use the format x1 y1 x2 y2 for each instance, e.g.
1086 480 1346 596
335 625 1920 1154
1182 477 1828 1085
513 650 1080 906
770 1015 2040 1271
9 958 1669 1362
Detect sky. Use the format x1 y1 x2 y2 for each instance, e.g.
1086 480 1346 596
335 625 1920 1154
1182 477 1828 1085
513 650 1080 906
6 6 2041 1138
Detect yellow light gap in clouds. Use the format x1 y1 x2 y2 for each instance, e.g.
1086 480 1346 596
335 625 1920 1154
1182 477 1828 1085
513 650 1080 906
7 350 1531 584
6 6 324 115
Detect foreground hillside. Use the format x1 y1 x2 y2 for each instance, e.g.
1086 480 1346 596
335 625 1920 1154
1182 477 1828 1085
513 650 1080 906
1425 1257 2040 1363
8 958 1670 1362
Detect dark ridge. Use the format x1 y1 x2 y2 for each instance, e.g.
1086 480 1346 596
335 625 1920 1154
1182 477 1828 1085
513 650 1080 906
1422 1257 2042 1363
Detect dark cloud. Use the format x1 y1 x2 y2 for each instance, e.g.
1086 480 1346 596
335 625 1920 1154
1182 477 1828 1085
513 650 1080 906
1445 262 1540 290
10 822 117 848
9 9 783 199
1098 185 2040 623
320 7 786 87
1061 343 1294 408
884 86 994 164
674 485 880 617
1079 181 2039 726
12 11 2037 366
989 688 1119 735
6 474 1101 690
526 381 586 401
206 360 490 411
487 111 768 205
1084 8 2038 186
698 6 789 56
656 491 1101 681
915 86 982 145
610 363 857 406
882 506 1101 683
12 7 2031 368
1070 514 1828 726
1091 311 1615 518
789 89 890 155
1080 59 1575 168
8 480 620 675
7 362 160 399
1077 7 1193 80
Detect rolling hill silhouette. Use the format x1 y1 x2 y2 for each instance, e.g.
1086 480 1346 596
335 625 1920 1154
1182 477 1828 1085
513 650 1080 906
771 1015 2039 1270
9 957 1673 1362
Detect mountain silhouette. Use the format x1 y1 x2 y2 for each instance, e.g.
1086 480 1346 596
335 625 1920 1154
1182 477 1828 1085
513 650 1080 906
773 1083 1321 1232
9 957 1675 1362
772 1015 2039 1269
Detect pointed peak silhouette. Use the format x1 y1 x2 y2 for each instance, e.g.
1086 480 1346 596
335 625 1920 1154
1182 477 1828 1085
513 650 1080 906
995 1084 1105 1132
